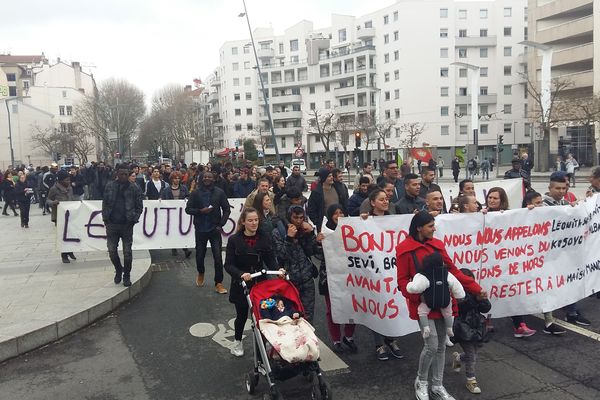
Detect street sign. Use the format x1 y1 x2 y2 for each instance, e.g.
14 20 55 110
258 150 264 158
234 140 239 147
294 147 304 158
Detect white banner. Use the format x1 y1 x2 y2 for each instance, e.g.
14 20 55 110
57 199 246 252
323 195 600 337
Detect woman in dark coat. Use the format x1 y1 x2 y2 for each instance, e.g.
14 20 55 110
1 171 18 216
15 173 33 227
224 207 282 358
162 171 192 258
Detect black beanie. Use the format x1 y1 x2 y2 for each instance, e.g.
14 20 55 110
56 170 70 181
318 168 331 184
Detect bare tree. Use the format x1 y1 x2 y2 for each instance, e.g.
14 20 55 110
336 115 355 162
70 124 96 163
306 109 339 159
29 124 63 158
74 78 146 162
398 122 426 150
353 113 378 154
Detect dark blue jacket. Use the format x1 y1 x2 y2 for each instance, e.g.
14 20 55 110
233 178 255 198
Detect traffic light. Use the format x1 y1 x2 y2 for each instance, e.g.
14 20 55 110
55 152 61 161
355 131 361 148
498 135 504 145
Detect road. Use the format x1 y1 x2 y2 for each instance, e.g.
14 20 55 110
1 248 600 400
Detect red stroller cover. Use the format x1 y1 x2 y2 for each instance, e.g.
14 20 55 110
249 278 305 325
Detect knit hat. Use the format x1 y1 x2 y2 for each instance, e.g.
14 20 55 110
318 168 331 184
56 170 70 181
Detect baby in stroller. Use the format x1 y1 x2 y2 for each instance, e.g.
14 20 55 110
259 296 301 321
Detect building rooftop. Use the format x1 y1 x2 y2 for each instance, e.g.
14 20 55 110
0 54 46 64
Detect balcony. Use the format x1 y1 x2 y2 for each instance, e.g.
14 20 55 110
336 104 357 115
454 36 497 47
271 110 303 120
334 86 356 98
356 27 376 40
536 15 593 44
207 92 219 104
536 0 592 21
548 43 593 67
211 78 221 87
213 119 223 127
270 94 302 104
273 127 300 136
455 94 498 105
257 47 275 59
208 106 220 115
559 69 593 89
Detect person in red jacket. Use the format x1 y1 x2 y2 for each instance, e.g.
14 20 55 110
397 211 486 400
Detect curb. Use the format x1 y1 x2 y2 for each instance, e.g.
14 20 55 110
0 254 153 364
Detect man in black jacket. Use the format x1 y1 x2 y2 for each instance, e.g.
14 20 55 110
185 171 231 293
307 168 346 232
102 166 144 287
395 173 426 214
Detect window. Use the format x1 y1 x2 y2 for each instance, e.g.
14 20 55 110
245 77 251 85
525 122 531 137
441 125 449 135
458 48 467 58
235 108 241 116
440 48 448 58
394 70 399 80
459 29 467 37
232 62 239 71
504 65 512 76
459 68 467 78
441 106 449 116
8 87 16 96
504 123 512 133
234 93 241 101
440 28 448 38
458 87 467 96
235 124 242 131
504 85 512 95
60 123 67 133
244 45 250 54
504 47 512 56
325 100 331 108
440 8 448 18
279 43 284 54
480 86 488 95
338 29 347 42
59 106 65 115
384 53 389 63
460 125 468 135
324 84 330 92
395 109 400 118
244 61 250 69
394 89 400 99
504 27 512 36
480 9 488 19
385 110 391 119
504 104 512 114
233 78 240 86
309 86 315 94
365 20 372 28
458 9 467 19
384 72 390 82
246 92 252 100
384 15 389 24
5 73 18 82
66 106 72 115
504 7 512 17
232 47 238 55
310 102 316 110
524 27 528 40
384 34 389 44
290 55 299 64
480 105 488 115
246 108 252 115
23 80 30 90
480 67 488 77
394 11 398 21
281 137 286 148
480 124 488 134
384 91 390 100
440 87 449 96
440 68 448 77
394 50 399 61
394 31 399 41
480 29 488 37
62 90 67 98
290 39 299 51
458 104 468 115
480 48 488 58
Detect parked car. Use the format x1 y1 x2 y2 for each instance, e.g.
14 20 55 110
290 158 307 175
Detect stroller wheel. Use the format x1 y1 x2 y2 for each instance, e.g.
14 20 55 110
311 381 332 400
245 372 259 394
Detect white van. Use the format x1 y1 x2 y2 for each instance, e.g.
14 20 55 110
290 158 306 175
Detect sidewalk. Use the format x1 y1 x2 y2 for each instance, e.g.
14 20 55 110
0 208 152 363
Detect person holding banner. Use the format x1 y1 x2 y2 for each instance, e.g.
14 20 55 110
587 166 600 196
396 174 425 215
162 171 193 259
397 212 485 400
315 204 358 354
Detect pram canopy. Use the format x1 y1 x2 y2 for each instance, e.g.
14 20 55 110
249 278 305 324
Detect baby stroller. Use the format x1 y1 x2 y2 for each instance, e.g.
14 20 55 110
242 269 332 400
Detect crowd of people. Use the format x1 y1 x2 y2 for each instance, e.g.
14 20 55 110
1 155 599 400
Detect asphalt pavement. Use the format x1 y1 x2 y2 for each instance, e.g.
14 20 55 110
1 249 600 400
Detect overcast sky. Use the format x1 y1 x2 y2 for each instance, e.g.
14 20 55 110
2 0 400 103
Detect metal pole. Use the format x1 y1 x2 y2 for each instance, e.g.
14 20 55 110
5 98 15 167
241 0 280 161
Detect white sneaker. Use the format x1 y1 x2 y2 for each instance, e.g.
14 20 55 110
431 385 456 400
414 377 429 400
230 340 244 357
445 336 454 347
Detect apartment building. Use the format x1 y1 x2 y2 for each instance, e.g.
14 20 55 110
205 0 529 167
0 56 98 168
528 0 598 168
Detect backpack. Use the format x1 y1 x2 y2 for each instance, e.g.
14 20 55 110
411 250 451 310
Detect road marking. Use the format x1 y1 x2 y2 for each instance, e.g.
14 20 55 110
316 340 349 373
534 314 600 341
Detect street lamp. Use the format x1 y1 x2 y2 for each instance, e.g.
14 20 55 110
3 96 29 167
519 40 553 172
451 62 480 167
238 0 280 161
